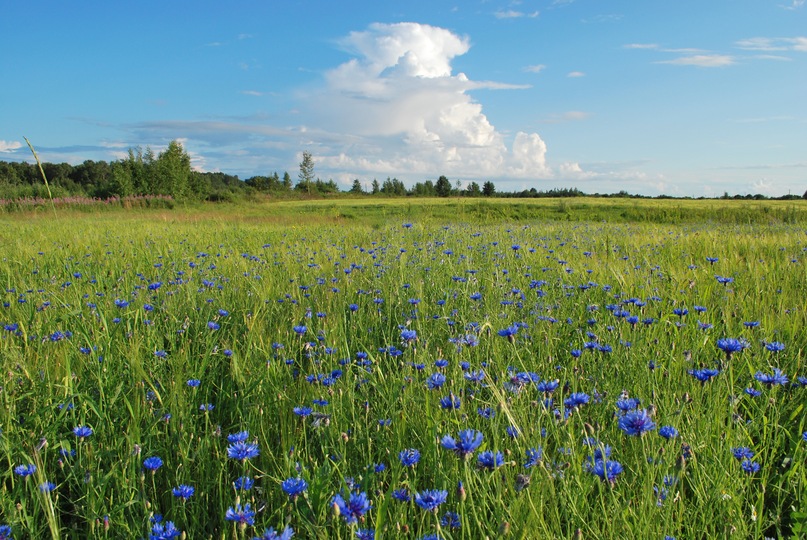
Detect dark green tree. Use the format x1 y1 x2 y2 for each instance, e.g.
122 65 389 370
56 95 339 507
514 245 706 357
435 175 452 197
298 151 315 194
371 179 380 194
154 140 192 199
482 181 496 197
350 179 364 194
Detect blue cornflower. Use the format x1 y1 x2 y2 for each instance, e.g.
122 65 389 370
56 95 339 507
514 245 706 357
536 379 559 394
440 511 461 529
227 441 260 461
207 321 220 331
745 387 762 397
39 481 56 493
392 488 411 502
618 409 656 436
754 368 788 386
187 379 201 387
332 491 372 524
228 431 250 443
401 329 417 342
716 337 748 357
524 447 543 468
477 450 505 470
172 484 195 501
658 426 679 439
292 325 307 336
615 398 641 412
497 325 519 341
281 477 308 499
414 489 448 512
199 403 214 411
143 456 163 473
73 425 93 438
398 448 421 467
732 447 754 460
293 406 313 417
440 394 461 409
688 368 720 383
477 407 495 419
234 476 255 490
564 392 590 409
741 459 761 474
252 526 294 540
441 429 484 459
225 503 256 525
356 529 375 540
154 350 168 358
0 526 10 540
765 341 785 353
587 459 623 482
426 373 446 390
506 425 521 438
150 520 182 539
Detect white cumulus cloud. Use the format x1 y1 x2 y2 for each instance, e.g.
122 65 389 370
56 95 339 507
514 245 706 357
306 22 556 181
0 140 22 152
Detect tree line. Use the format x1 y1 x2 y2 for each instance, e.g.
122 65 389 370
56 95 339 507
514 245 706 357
1 141 804 201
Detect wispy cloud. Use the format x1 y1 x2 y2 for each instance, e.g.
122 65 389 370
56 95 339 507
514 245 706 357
524 64 546 73
567 71 585 77
780 0 804 10
494 10 539 19
657 54 735 67
541 111 591 123
581 14 623 23
735 36 807 52
0 140 22 152
623 43 658 50
240 90 266 97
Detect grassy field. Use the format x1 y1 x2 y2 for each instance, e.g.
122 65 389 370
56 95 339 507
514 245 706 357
1 199 806 539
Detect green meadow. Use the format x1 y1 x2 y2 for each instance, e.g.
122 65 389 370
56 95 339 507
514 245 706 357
0 198 805 539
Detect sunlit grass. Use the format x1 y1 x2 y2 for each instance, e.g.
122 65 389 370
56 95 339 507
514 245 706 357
0 206 805 538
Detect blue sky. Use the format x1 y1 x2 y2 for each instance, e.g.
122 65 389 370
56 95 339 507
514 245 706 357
1 0 805 196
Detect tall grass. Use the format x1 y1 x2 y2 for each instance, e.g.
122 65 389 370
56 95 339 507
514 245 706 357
0 211 805 538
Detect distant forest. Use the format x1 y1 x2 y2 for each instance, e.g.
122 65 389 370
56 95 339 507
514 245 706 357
1 140 804 202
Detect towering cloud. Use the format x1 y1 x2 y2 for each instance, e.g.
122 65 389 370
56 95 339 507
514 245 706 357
309 22 553 180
